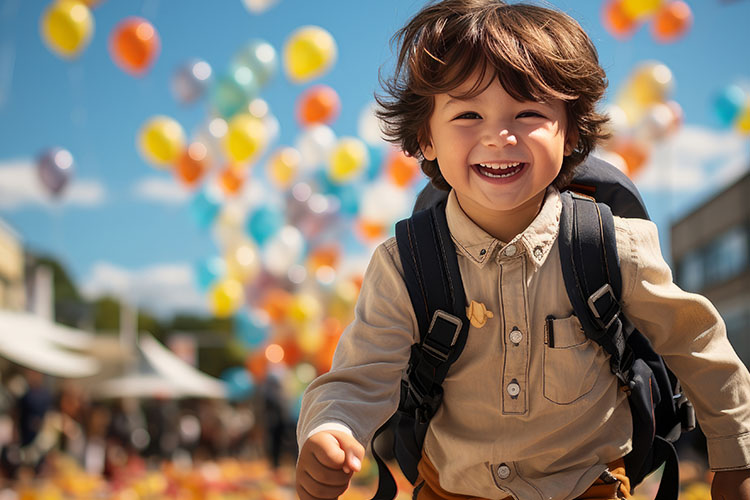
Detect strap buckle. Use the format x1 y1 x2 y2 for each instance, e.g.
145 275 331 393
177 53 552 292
422 310 463 362
587 284 619 330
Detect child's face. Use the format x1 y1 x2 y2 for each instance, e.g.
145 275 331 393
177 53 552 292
422 73 575 222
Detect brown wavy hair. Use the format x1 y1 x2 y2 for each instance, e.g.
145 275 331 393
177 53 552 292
375 0 610 191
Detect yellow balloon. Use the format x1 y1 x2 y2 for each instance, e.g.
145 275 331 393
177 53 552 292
224 113 267 163
297 326 324 355
225 241 261 283
736 103 750 135
629 62 673 106
268 146 301 188
209 278 245 317
288 292 322 326
284 26 337 83
328 137 369 184
621 0 664 20
40 0 94 59
138 116 186 167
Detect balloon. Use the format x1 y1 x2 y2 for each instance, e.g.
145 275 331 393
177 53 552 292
620 0 663 20
601 0 638 39
189 189 221 229
611 139 650 178
635 102 680 142
109 17 160 76
307 245 340 272
209 278 245 318
386 150 420 187
242 0 279 14
211 69 260 118
628 61 673 107
174 142 209 187
40 0 94 59
195 257 225 291
356 218 387 243
138 115 186 167
297 85 341 126
263 226 306 277
283 26 337 83
358 102 385 146
232 40 277 88
223 113 267 164
225 240 261 282
360 181 410 225
651 1 692 43
218 165 246 195
267 147 301 189
365 145 386 181
221 367 255 400
260 288 293 324
235 310 270 348
288 293 323 326
37 147 74 197
171 59 212 105
737 103 750 135
714 85 746 127
246 205 285 245
328 137 369 184
296 124 336 171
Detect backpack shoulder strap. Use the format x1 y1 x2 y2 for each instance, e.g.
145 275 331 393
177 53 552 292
371 200 469 500
558 191 631 382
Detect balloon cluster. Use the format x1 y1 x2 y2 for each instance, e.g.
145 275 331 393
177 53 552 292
714 85 750 135
602 0 692 42
129 23 422 403
600 61 682 178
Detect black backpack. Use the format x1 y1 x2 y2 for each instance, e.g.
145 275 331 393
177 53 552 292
370 156 696 500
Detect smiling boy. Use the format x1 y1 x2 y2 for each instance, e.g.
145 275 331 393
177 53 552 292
295 1 750 499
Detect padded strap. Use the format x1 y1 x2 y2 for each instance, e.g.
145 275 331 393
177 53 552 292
652 436 680 500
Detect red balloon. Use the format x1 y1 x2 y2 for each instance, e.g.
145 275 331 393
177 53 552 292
109 17 160 76
602 0 639 39
296 85 341 126
652 1 692 43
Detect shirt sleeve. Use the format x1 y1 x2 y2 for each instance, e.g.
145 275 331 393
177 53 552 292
296 238 419 448
617 217 750 471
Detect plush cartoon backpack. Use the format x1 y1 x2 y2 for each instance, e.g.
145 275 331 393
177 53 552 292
370 155 696 500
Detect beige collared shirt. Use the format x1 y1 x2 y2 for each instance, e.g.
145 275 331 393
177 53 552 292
298 187 750 500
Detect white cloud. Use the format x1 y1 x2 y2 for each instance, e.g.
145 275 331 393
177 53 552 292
81 261 208 318
132 176 191 204
0 158 106 210
633 125 749 193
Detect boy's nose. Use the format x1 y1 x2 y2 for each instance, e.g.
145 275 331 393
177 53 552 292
484 128 517 147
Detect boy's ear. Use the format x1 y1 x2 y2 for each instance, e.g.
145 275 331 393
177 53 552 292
421 141 437 161
564 128 579 157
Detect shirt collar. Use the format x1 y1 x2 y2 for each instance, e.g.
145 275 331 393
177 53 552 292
444 187 562 270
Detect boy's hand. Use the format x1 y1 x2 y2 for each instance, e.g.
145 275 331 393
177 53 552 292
296 430 365 500
711 468 750 499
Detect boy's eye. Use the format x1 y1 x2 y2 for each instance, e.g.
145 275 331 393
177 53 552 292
454 112 481 120
517 111 545 119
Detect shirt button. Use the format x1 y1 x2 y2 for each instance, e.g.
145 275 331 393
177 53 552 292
507 381 520 397
533 246 544 260
509 328 523 345
504 244 517 257
497 464 511 480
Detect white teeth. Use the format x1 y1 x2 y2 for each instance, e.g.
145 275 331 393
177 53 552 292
479 169 517 179
479 162 521 170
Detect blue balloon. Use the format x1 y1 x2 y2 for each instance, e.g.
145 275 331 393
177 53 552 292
365 145 386 181
189 190 221 229
234 310 269 348
246 205 284 245
195 257 225 291
221 366 255 401
232 39 277 88
714 85 746 127
336 182 361 217
210 67 259 118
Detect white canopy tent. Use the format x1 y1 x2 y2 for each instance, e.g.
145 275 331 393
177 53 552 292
0 310 100 378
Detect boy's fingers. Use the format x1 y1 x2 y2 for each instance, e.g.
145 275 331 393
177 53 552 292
333 432 365 474
309 432 347 469
297 469 351 499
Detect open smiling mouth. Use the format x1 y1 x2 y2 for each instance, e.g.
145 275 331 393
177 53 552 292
474 162 527 179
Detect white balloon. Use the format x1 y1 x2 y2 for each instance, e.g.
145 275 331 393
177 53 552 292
360 181 411 225
295 124 337 171
358 101 386 146
262 225 306 277
242 0 279 14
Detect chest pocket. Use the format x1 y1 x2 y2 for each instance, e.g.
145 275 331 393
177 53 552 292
543 315 608 405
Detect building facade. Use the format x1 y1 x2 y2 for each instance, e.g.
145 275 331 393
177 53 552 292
671 170 750 366
0 218 25 311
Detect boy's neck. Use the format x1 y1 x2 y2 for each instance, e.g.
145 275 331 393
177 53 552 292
454 191 546 243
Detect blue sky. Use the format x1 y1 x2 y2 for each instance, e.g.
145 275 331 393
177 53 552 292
0 0 749 316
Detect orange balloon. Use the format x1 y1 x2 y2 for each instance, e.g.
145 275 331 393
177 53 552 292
297 85 341 126
218 165 246 195
245 350 268 382
357 219 387 242
278 338 303 367
307 245 340 271
602 0 639 39
387 150 420 187
651 1 692 43
109 17 160 76
260 288 293 324
174 142 209 187
612 139 650 178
